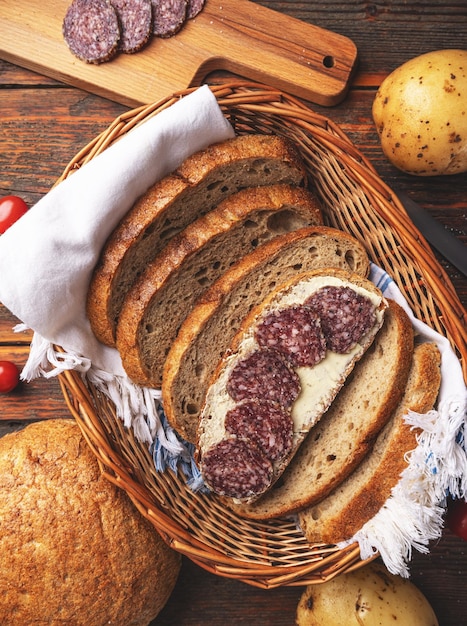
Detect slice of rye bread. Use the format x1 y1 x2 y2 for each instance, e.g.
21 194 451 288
162 226 370 443
197 268 388 504
116 184 323 387
87 134 307 347
298 342 441 545
227 299 414 519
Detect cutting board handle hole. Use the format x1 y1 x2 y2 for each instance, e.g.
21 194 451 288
322 55 335 68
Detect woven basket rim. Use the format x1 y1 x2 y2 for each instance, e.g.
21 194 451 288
58 80 466 589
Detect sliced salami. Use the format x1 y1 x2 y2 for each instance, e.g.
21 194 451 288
255 306 326 367
225 400 293 463
226 348 301 408
305 286 376 353
187 0 205 19
110 0 153 53
201 438 273 499
151 0 188 37
63 0 120 64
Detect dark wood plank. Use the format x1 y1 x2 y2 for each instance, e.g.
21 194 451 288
0 88 127 201
0 345 69 423
0 59 60 86
0 3 466 625
155 557 302 625
255 0 467 76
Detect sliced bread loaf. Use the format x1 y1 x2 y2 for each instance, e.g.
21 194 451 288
116 184 323 387
197 268 388 503
162 226 370 443
228 298 414 519
87 134 307 347
298 342 441 545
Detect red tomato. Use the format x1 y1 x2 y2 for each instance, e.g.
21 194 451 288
446 497 467 541
0 360 20 393
0 195 29 234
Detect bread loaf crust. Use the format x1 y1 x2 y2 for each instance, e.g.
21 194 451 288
116 184 322 387
0 419 181 626
298 342 441 544
197 268 387 503
228 299 414 519
87 134 307 347
162 226 370 443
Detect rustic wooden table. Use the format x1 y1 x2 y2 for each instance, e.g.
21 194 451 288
1 2 466 625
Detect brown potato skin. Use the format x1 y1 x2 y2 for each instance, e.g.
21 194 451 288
372 49 467 176
296 561 439 626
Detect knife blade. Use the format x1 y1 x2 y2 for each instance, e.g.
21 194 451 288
395 190 467 277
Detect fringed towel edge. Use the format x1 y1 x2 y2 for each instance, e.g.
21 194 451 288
338 394 467 576
19 328 195 475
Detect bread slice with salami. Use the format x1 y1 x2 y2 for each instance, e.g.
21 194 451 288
196 268 388 504
87 134 307 347
298 341 441 545
115 184 322 387
227 298 414 519
162 226 371 443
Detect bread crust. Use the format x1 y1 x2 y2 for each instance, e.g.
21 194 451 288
197 268 387 503
0 419 181 626
162 226 370 442
298 342 441 545
229 298 414 519
116 184 322 386
86 175 187 346
87 134 307 347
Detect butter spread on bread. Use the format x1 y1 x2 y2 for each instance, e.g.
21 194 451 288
87 134 307 347
197 268 387 503
162 226 371 443
228 299 414 519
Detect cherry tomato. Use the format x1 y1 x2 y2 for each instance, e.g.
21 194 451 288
0 195 29 234
446 497 467 541
0 360 20 393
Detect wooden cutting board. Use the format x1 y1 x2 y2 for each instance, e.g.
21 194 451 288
0 1 357 107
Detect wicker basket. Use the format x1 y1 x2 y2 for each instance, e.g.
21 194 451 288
58 81 466 590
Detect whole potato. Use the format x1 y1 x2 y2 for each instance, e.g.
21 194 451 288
296 561 438 626
372 49 467 175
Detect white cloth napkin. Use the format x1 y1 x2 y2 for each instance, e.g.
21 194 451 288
0 85 234 377
0 85 234 447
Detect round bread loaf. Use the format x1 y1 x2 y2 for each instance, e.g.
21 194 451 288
0 419 180 626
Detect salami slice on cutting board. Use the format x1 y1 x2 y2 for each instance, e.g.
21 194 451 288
151 0 188 37
111 0 153 53
187 0 205 19
63 0 206 64
63 0 120 64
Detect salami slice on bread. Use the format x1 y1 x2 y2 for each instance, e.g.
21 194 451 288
197 268 388 503
87 134 307 347
116 184 322 387
162 226 371 443
227 299 414 519
298 342 441 544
